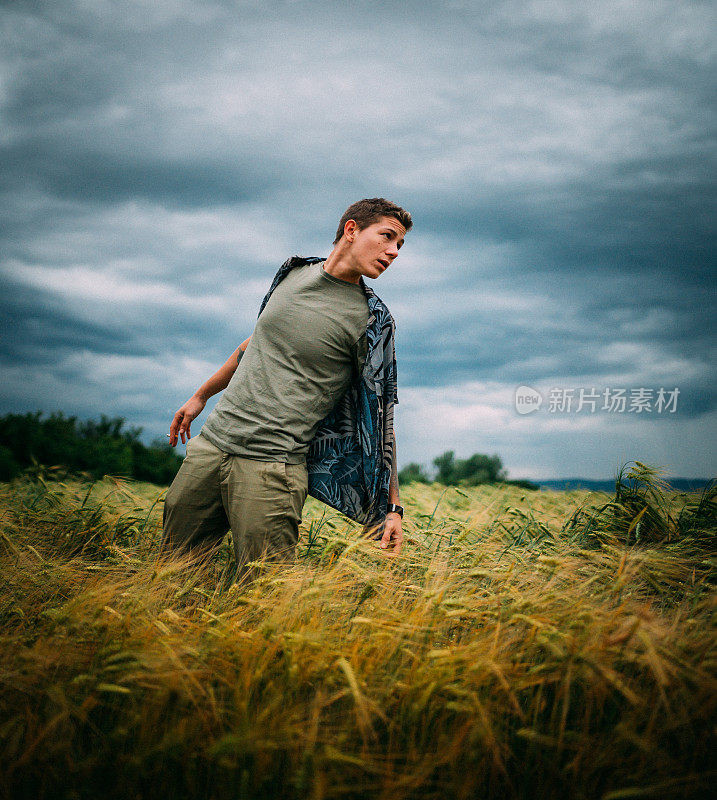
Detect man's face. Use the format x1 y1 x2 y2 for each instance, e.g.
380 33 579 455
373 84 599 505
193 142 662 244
345 216 406 280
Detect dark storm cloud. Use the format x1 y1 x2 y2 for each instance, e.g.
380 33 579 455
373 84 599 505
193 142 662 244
0 279 142 366
409 165 715 279
1 0 715 476
2 139 289 207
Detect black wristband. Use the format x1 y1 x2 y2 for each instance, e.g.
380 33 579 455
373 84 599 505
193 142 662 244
387 503 404 518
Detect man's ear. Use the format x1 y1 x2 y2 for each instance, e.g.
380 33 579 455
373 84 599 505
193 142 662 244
344 219 358 242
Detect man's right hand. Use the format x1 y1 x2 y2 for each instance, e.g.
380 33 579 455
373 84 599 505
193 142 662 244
169 395 206 446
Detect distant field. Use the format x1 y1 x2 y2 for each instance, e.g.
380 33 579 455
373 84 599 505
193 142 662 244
538 477 714 492
0 471 714 799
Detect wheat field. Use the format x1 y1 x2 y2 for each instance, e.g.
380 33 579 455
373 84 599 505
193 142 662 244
0 466 714 799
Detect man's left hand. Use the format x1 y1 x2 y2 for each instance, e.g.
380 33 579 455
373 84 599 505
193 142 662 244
380 512 404 555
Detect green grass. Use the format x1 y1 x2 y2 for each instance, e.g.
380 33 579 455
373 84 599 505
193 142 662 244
0 466 714 799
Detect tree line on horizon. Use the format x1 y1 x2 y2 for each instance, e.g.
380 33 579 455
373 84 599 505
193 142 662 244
0 412 182 484
0 411 538 490
399 450 538 490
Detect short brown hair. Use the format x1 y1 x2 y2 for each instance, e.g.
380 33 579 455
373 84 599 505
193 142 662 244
333 198 413 245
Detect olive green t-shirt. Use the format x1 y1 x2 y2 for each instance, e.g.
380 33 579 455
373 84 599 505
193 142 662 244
201 261 369 462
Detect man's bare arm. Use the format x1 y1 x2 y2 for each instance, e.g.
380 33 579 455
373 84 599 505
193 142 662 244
388 430 400 505
381 429 404 554
168 336 251 446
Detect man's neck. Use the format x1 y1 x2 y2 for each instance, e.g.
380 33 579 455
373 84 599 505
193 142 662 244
323 244 361 284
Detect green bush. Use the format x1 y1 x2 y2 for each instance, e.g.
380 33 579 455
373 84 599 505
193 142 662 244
0 445 21 481
432 450 507 486
397 462 430 484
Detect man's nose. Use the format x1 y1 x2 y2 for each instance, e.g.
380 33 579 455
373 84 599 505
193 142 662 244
386 243 399 259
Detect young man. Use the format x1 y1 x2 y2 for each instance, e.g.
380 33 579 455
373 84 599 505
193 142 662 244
161 198 411 583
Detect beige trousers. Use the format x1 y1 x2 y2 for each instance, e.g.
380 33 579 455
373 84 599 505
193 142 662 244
161 432 308 582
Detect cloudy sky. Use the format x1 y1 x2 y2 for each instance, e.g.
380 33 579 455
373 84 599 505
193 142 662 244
1 0 715 479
